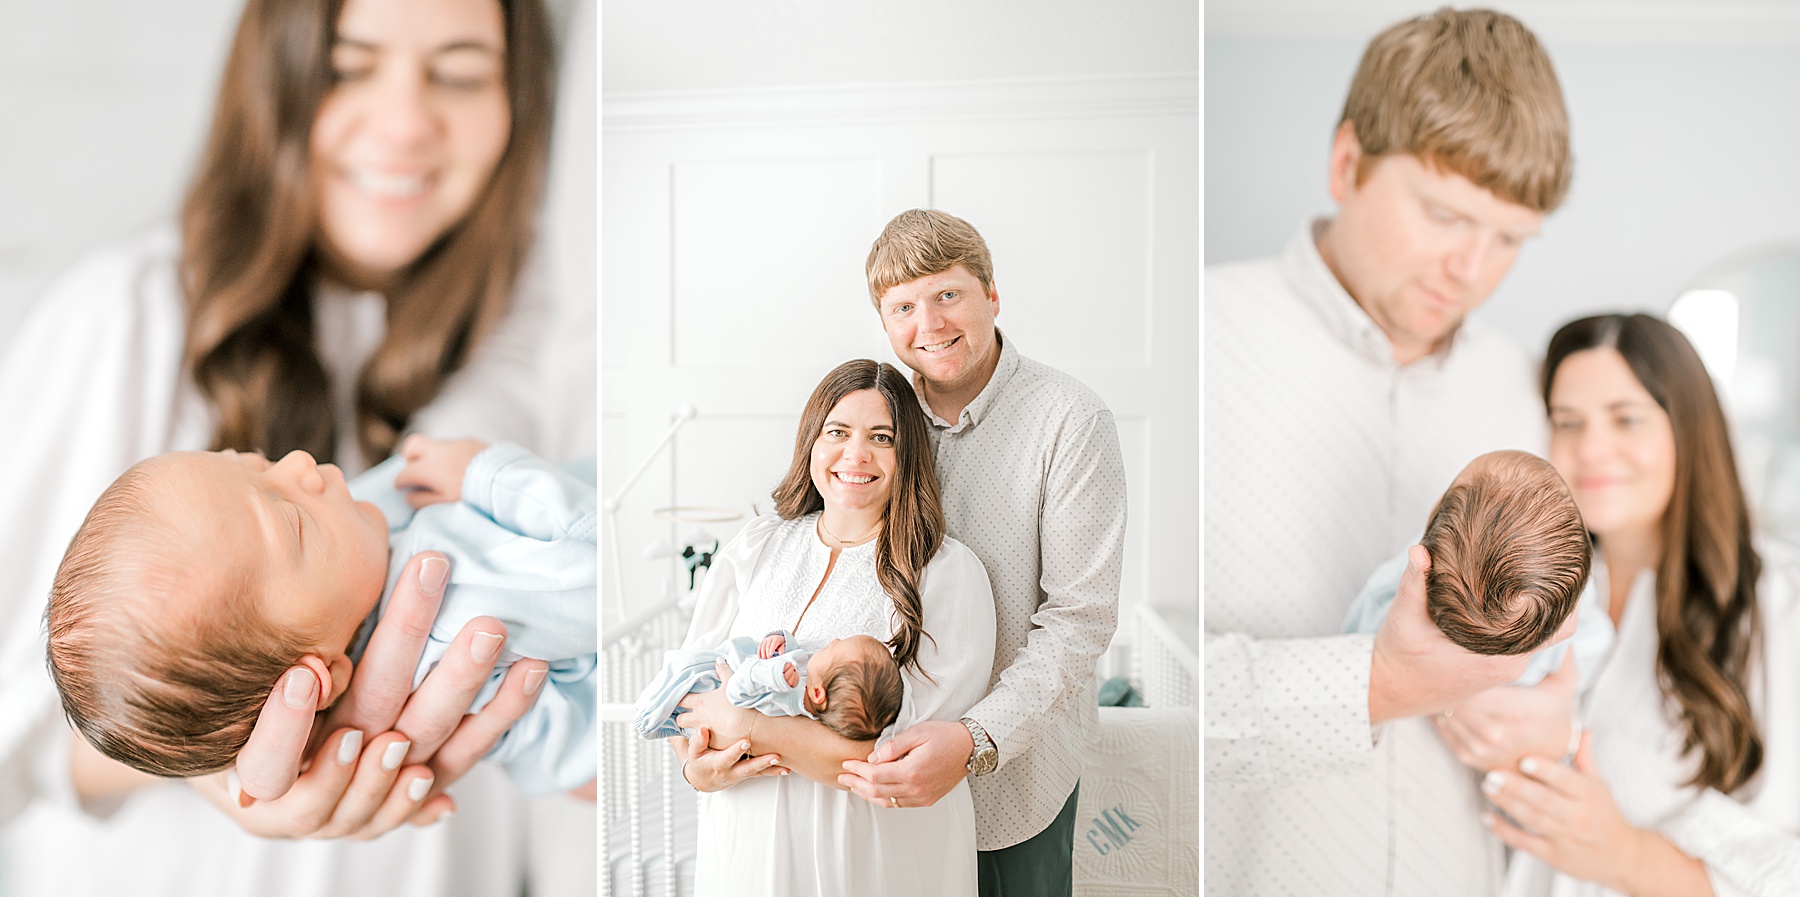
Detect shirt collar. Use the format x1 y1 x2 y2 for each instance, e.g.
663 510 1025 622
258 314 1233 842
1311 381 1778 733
915 329 1019 433
1280 218 1466 370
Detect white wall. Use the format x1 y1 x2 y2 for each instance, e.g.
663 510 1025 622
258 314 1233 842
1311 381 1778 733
0 1 239 345
600 2 1200 655
1205 0 1800 354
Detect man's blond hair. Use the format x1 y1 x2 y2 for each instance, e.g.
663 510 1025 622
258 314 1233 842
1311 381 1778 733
865 209 994 306
1343 7 1572 212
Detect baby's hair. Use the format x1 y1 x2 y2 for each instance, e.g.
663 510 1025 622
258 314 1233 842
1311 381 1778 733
1422 451 1590 656
814 637 905 742
46 462 313 778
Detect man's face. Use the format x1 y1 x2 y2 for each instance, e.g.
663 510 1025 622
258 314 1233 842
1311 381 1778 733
876 264 999 395
1323 128 1545 362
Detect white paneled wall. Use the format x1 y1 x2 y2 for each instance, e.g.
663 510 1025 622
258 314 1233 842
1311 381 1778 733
600 76 1199 661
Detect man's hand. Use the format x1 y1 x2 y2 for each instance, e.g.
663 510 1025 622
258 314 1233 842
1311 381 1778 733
758 633 786 659
1436 650 1578 771
395 435 488 508
1369 545 1536 724
838 719 972 809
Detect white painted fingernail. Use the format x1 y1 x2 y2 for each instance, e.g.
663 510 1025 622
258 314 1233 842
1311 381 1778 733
383 741 410 771
1483 771 1505 795
338 730 363 766
282 669 316 709
408 776 433 801
1519 757 1540 774
438 808 455 823
471 631 503 662
523 668 546 695
419 556 449 596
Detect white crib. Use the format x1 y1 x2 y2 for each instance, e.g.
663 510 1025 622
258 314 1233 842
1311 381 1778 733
600 600 1198 897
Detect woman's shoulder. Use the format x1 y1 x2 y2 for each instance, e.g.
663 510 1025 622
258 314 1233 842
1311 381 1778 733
926 535 992 583
23 226 183 327
1753 533 1800 622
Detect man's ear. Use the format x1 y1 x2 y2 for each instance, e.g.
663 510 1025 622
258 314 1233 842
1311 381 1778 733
296 654 351 710
1328 120 1364 203
987 283 1000 321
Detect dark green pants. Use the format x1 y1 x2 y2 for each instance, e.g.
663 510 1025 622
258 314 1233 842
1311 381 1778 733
977 782 1080 897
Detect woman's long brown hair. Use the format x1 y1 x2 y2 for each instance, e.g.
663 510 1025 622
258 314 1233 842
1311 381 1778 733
180 0 556 464
771 360 944 676
1544 313 1763 792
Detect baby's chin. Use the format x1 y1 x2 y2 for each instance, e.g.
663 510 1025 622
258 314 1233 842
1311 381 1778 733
357 499 388 534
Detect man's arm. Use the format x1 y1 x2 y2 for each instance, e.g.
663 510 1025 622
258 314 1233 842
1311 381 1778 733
1208 545 1538 785
843 409 1122 807
965 408 1125 766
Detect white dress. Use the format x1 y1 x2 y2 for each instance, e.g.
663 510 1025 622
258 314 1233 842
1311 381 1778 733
0 228 559 897
1503 540 1800 897
681 513 997 897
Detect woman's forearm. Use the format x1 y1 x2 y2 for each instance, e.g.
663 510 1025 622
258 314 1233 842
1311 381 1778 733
69 736 156 801
1620 830 1713 897
747 713 871 789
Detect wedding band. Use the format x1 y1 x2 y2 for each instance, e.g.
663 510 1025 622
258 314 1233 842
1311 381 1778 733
890 796 900 809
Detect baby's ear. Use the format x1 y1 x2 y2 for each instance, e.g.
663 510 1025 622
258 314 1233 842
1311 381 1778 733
297 654 352 710
807 682 827 709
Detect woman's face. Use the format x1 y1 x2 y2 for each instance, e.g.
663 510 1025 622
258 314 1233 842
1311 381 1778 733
310 0 511 288
1546 347 1678 546
809 389 898 520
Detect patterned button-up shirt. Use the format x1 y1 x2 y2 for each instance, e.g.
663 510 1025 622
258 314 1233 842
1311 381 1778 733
916 333 1128 850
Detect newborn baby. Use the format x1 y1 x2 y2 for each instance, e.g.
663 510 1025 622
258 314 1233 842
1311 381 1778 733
635 629 903 742
1345 449 1611 689
46 437 596 794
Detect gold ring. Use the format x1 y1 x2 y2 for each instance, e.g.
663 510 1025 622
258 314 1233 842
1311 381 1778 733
890 796 900 809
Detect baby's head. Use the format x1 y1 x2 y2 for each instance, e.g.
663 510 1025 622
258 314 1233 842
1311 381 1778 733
801 635 904 742
1421 450 1591 656
47 449 390 777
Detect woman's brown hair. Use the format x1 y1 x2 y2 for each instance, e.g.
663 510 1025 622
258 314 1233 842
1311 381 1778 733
180 0 556 464
772 360 944 676
1544 313 1763 792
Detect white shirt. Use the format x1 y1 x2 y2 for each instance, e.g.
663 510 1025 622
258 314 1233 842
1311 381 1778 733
1203 223 1547 895
916 333 1129 851
0 228 555 897
1505 542 1800 897
682 513 997 896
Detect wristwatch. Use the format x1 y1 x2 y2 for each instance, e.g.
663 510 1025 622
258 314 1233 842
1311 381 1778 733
960 717 998 777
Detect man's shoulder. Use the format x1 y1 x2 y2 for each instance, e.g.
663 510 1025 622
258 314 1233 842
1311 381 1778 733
1007 352 1113 425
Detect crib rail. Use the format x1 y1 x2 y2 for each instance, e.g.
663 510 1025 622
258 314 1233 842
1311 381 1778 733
601 596 693 897
1131 602 1198 708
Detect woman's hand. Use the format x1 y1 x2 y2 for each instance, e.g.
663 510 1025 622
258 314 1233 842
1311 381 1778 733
668 726 785 793
674 686 756 748
1436 650 1577 771
1481 734 1709 895
215 552 548 837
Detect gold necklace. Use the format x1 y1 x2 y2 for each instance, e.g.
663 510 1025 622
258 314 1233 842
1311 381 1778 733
818 514 881 547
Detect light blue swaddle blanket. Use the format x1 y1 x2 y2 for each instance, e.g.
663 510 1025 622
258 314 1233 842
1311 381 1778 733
632 630 818 740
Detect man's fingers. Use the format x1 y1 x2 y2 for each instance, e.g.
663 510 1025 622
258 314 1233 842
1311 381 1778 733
391 617 508 762
332 552 452 733
236 667 319 800
426 659 548 781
